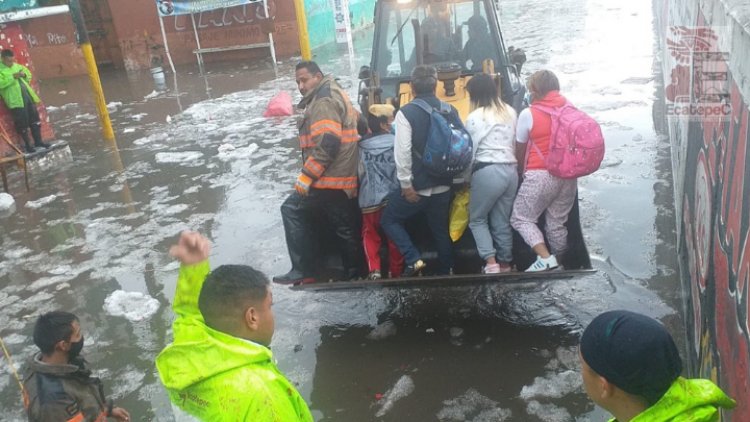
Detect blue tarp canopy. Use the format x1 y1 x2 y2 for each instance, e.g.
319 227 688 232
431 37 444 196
0 0 37 13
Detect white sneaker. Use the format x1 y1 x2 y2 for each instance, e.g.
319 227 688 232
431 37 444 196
526 255 559 272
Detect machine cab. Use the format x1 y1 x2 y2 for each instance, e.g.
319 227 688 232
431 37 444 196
360 0 527 118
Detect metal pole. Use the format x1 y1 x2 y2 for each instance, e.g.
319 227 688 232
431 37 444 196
190 13 205 75
158 15 177 75
292 0 312 60
262 0 278 74
69 0 114 141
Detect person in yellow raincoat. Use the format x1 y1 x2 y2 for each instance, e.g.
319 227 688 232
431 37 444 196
156 231 313 421
579 310 735 421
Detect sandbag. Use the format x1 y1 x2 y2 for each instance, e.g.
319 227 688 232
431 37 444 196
449 187 470 242
263 91 293 117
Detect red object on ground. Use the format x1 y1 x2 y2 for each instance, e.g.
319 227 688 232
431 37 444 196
0 22 55 156
263 91 293 117
362 209 404 277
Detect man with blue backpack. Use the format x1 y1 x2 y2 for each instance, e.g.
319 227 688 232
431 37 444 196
381 65 472 276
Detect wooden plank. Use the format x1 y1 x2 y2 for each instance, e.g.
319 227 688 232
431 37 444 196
289 269 597 292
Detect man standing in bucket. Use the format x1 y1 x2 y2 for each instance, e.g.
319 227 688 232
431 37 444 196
274 61 362 285
0 49 50 153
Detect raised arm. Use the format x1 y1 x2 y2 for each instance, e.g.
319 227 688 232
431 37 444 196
168 231 211 337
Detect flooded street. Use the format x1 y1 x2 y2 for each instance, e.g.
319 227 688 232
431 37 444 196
1 0 682 420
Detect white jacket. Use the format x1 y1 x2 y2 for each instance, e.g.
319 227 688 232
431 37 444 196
465 107 518 166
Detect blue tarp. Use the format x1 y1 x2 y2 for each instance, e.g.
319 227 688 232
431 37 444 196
0 0 37 13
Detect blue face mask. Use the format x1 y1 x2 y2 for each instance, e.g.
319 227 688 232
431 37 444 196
391 122 397 134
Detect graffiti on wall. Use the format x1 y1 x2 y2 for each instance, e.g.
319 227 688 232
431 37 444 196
661 4 750 419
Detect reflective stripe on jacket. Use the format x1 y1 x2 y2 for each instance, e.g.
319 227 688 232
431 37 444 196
0 62 40 109
297 76 359 198
156 262 314 422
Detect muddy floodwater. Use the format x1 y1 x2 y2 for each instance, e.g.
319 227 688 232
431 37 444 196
0 0 682 420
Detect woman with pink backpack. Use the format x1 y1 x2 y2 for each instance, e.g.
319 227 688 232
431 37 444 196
511 69 603 272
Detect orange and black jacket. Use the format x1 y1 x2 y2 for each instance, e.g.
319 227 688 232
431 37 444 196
24 354 113 422
297 75 360 198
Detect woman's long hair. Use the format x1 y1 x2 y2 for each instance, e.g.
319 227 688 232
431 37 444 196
466 74 515 124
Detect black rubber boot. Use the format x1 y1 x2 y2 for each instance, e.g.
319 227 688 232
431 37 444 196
31 124 50 149
19 130 34 153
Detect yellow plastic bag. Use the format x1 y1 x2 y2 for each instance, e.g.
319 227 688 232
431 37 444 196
449 187 470 242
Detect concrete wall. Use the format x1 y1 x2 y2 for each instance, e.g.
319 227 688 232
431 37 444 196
20 13 85 79
655 0 750 419
106 0 300 71
305 0 375 49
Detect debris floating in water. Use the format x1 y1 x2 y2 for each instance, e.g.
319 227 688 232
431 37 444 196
366 320 397 340
155 151 204 165
0 193 15 215
375 375 415 417
437 388 512 421
25 195 57 209
104 290 160 322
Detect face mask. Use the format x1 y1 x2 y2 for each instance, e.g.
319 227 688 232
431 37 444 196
68 336 84 360
391 122 397 134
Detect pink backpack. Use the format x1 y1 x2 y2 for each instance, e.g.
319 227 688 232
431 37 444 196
530 102 605 178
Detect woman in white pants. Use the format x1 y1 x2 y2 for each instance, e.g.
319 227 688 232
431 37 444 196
465 74 518 274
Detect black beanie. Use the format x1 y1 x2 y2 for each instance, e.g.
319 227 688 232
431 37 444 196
580 310 682 405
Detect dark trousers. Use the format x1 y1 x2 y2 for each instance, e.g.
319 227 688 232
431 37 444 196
11 98 42 148
381 189 453 274
281 189 363 277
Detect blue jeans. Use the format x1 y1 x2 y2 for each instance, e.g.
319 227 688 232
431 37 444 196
381 189 453 274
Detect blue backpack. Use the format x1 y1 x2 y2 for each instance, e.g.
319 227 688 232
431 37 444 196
411 99 473 177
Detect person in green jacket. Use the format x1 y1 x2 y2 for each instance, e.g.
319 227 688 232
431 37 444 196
156 231 313 422
0 49 49 153
579 310 736 422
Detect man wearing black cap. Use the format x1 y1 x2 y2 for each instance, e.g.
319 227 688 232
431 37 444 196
579 310 735 421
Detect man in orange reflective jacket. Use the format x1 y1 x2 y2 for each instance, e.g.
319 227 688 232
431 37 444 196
274 61 363 285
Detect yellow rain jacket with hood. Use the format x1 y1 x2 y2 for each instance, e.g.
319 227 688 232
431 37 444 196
610 377 735 422
156 262 313 421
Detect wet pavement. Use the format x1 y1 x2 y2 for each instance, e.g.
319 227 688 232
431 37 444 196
0 0 682 420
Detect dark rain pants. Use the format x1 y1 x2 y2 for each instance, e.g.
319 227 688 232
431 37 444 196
11 95 42 149
281 189 363 278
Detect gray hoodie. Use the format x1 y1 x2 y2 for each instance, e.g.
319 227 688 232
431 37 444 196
358 133 399 212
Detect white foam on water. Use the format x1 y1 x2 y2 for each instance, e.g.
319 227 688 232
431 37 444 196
103 290 160 322
437 388 512 421
25 195 57 209
519 369 581 399
217 143 236 153
4 247 33 260
375 375 415 417
0 193 15 212
366 320 397 340
106 101 123 111
155 151 204 165
1 333 26 345
123 128 136 134
217 143 259 162
526 401 572 422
